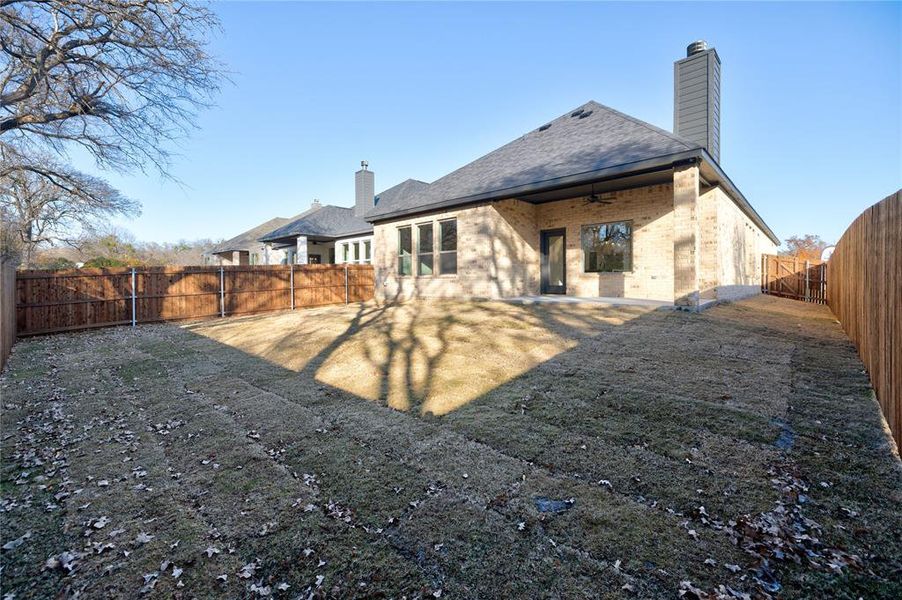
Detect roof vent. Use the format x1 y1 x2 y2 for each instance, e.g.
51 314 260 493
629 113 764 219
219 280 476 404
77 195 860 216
570 109 584 118
538 123 552 131
578 110 593 119
687 40 708 57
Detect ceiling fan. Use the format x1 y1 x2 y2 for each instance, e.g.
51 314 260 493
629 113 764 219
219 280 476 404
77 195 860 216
583 184 614 205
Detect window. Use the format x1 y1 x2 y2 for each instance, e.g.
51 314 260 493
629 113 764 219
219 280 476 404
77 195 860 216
581 221 632 272
286 249 296 264
439 219 457 275
417 223 434 275
250 253 258 265
398 226 412 275
353 242 361 264
342 243 350 263
363 240 371 264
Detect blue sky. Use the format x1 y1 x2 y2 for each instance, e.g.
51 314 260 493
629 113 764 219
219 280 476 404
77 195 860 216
72 1 900 246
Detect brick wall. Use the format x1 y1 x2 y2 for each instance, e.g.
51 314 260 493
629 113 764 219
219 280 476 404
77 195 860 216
534 184 675 301
713 187 778 300
372 174 774 305
374 184 675 302
673 165 701 308
373 200 539 301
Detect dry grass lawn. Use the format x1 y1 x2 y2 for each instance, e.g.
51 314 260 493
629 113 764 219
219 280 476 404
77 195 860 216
1 295 899 599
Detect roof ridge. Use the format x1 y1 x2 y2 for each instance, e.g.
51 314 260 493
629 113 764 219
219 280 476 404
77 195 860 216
585 100 699 150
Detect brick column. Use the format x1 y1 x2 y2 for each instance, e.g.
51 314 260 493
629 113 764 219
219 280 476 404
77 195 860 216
296 236 308 265
673 163 701 309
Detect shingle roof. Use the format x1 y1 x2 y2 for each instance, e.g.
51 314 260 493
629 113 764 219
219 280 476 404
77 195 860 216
209 216 296 254
374 178 431 211
366 100 700 220
259 205 372 242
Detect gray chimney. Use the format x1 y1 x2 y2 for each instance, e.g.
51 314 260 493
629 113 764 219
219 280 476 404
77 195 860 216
674 40 721 163
355 161 374 218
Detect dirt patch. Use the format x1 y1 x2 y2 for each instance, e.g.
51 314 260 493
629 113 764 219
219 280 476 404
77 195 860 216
1 295 899 599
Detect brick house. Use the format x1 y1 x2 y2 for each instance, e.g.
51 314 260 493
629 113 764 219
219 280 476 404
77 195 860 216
205 215 301 266
258 200 373 265
360 42 779 309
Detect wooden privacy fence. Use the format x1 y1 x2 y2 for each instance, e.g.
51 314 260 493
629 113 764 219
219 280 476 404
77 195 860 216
0 259 15 370
16 264 375 336
761 255 827 304
827 190 901 448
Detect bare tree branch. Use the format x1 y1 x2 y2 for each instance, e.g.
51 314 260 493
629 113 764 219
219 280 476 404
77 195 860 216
1 0 224 175
0 143 140 266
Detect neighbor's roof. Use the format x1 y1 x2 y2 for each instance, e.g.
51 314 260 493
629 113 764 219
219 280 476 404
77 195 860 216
259 204 372 242
209 216 297 254
365 100 779 244
367 101 699 220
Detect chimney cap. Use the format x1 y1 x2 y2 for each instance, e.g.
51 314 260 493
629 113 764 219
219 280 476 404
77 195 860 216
360 160 369 170
687 40 708 56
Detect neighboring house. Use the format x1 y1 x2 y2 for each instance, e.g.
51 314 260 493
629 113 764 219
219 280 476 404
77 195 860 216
205 216 296 266
258 196 373 265
360 41 779 309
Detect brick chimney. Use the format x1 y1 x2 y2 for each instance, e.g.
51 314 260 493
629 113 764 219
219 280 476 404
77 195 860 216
355 161 374 217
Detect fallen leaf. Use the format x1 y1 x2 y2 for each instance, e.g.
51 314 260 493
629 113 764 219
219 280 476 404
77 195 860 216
250 583 272 596
238 562 256 579
2 532 32 551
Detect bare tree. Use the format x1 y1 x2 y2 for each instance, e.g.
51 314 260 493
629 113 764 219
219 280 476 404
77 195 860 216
1 0 224 173
0 149 139 266
781 234 829 261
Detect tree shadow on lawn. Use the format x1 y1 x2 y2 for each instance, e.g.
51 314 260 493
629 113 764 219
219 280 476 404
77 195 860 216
176 294 901 599
2 296 899 599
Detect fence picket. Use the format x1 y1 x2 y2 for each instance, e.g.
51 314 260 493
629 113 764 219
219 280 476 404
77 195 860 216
761 254 827 304
827 191 901 447
14 264 375 336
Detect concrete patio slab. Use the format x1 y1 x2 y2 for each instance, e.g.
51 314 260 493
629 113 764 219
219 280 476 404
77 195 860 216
503 295 675 309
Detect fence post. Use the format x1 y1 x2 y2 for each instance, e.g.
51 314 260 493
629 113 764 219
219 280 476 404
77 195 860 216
130 267 137 327
804 260 810 302
345 264 349 304
219 266 225 318
290 264 295 310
